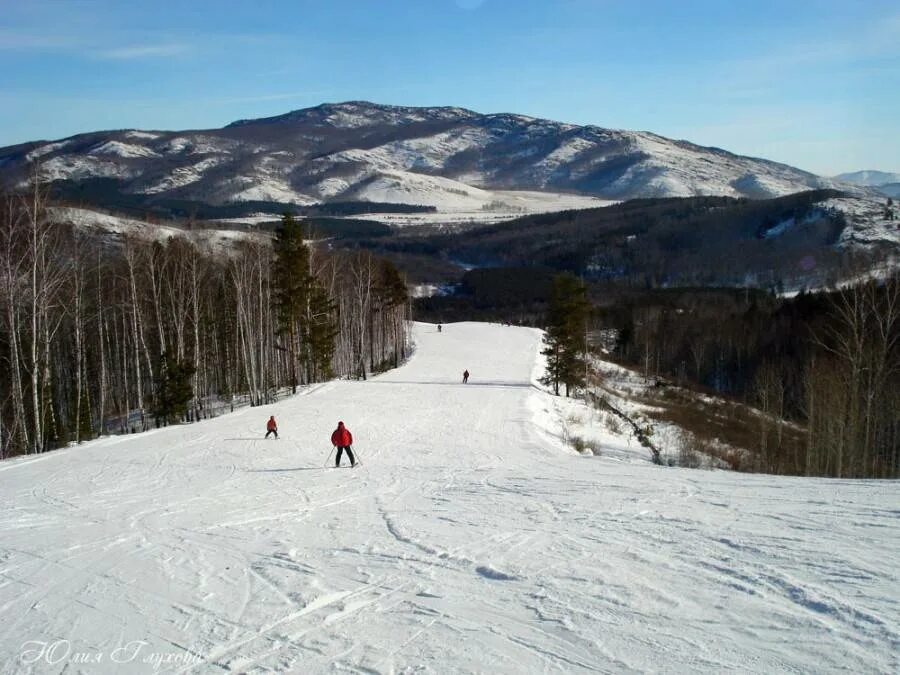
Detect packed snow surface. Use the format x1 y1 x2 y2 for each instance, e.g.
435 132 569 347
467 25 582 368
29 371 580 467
0 323 897 673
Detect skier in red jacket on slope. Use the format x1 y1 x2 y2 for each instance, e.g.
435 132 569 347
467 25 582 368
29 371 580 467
330 421 355 467
265 415 278 439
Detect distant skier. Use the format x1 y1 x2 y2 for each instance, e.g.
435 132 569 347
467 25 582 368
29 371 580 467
265 415 278 439
463 369 469 384
330 421 356 468
438 324 442 333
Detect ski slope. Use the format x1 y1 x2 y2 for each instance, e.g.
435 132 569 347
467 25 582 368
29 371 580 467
0 323 897 673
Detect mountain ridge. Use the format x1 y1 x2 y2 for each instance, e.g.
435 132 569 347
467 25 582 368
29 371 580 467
835 169 900 186
0 100 862 212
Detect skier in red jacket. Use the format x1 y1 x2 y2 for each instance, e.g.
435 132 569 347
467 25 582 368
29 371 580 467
330 421 355 467
265 415 278 439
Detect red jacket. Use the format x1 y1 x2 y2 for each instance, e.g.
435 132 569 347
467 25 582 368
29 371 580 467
331 422 352 447
267 417 277 431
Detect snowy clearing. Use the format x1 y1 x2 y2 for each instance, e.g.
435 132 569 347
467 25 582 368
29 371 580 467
0 323 897 673
47 207 267 251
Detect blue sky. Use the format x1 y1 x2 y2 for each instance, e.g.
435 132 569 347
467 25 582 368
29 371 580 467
1 0 897 175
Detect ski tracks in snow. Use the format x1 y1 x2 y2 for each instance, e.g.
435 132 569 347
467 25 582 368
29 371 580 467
0 322 897 673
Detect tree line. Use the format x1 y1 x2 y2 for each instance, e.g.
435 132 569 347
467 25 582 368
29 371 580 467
362 190 894 293
0 182 410 458
605 281 899 478
535 272 899 478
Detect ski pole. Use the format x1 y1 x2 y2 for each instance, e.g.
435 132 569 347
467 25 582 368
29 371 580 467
324 446 336 468
351 446 365 468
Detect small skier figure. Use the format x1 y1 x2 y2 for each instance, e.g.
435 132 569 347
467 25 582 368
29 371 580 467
438 324 442 333
463 369 469 384
265 415 278 439
331 421 356 468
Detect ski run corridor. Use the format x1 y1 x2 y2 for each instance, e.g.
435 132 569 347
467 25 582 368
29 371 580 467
0 323 897 674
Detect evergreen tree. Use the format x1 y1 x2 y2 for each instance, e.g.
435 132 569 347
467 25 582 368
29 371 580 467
272 213 342 385
152 351 196 424
272 213 312 392
376 260 410 368
541 274 591 397
302 280 338 382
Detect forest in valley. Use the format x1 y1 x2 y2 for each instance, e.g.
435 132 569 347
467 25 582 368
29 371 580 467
359 190 896 290
0 183 410 458
420 272 900 478
400 191 899 479
1 177 897 479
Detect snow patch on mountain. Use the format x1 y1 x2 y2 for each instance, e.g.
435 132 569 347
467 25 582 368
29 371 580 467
225 177 316 205
124 130 161 140
374 128 494 172
41 155 139 181
537 136 597 170
157 135 231 155
355 190 615 228
48 206 267 250
89 140 160 158
315 177 354 199
318 102 476 128
826 196 900 248
351 170 492 210
49 206 182 239
25 140 73 161
141 157 224 194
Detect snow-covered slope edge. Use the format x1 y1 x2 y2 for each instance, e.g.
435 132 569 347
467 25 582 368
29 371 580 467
47 206 267 250
0 322 896 673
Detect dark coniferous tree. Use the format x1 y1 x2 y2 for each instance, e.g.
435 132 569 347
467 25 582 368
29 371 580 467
541 274 591 397
152 351 196 424
377 260 410 368
272 213 311 392
302 280 338 382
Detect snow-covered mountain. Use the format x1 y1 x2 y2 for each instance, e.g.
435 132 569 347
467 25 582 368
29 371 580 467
1 322 896 673
835 170 900 200
0 101 855 210
835 170 900 187
878 184 900 199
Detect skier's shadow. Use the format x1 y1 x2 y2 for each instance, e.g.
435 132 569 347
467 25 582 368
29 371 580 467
246 467 321 473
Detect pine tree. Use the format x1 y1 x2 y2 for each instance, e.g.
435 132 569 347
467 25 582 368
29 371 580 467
376 260 410 368
302 279 338 382
152 351 195 424
272 213 312 392
541 274 591 397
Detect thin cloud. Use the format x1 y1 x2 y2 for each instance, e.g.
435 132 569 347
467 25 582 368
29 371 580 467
0 29 80 50
721 13 900 81
0 28 192 61
95 44 190 60
214 91 330 104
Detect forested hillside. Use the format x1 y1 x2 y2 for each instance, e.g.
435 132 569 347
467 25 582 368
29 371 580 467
417 276 900 479
0 183 410 458
367 190 894 290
